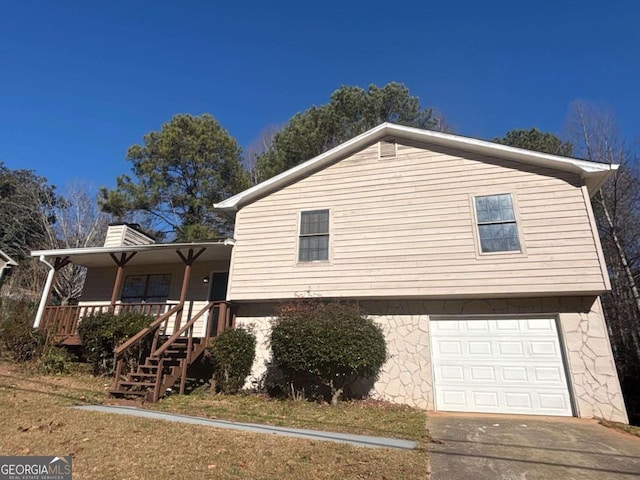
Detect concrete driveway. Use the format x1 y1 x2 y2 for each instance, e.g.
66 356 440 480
426 413 640 480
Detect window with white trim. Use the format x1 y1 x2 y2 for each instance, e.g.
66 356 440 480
299 209 329 262
474 194 521 253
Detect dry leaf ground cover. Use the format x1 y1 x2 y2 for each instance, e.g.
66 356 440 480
599 419 640 438
0 363 428 479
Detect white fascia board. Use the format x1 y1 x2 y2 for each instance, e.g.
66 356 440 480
30 239 235 258
215 123 618 212
393 124 617 174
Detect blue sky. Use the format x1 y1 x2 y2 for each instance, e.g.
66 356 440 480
1 1 638 191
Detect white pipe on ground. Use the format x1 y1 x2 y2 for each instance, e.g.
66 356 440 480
33 255 55 328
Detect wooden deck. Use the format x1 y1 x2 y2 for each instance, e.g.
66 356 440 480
39 303 177 345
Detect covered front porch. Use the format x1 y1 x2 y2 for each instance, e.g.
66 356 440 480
31 239 236 346
30 224 241 402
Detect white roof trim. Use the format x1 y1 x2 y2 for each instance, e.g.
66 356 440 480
31 239 235 259
215 123 617 212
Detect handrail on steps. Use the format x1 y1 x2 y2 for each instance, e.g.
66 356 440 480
152 301 219 358
112 300 234 398
114 303 183 359
152 300 229 397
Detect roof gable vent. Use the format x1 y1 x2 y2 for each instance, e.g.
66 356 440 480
379 139 397 159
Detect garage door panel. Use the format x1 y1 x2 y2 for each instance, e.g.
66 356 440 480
431 321 461 333
530 341 560 356
434 318 559 337
439 365 465 381
502 366 527 381
466 320 490 331
435 364 567 387
497 341 525 356
431 317 572 416
441 390 466 407
539 393 570 410
434 340 463 355
533 367 564 382
435 340 561 359
468 341 492 355
504 392 533 409
436 386 571 415
470 366 496 381
473 391 499 408
494 319 521 331
527 319 556 331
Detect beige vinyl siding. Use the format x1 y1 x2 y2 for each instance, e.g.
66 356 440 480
81 261 229 303
229 141 609 300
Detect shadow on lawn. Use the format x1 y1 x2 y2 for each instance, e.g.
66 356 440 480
0 372 105 405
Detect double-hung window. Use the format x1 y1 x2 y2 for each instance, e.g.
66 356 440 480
299 209 329 262
474 194 521 253
121 274 171 303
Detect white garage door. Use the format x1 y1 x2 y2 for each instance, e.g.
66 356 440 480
431 317 572 416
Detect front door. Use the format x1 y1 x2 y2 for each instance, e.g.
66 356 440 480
208 272 229 335
208 272 229 302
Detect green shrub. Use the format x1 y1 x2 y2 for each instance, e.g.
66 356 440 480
39 346 76 375
77 312 153 375
0 298 38 324
270 300 387 404
208 327 256 394
0 320 46 362
0 299 45 362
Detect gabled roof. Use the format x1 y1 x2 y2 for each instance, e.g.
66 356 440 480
215 123 618 214
0 250 17 266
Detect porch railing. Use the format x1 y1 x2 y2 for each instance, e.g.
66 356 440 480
39 303 177 338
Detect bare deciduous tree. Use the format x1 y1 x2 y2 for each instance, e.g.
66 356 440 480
431 109 456 133
56 183 110 304
244 124 280 185
36 182 110 304
566 100 640 420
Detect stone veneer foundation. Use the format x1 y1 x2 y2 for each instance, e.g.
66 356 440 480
235 296 628 424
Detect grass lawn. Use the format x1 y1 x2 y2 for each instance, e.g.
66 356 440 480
0 363 428 479
150 389 427 442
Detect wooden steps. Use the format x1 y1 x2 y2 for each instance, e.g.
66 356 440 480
110 337 207 402
109 300 235 403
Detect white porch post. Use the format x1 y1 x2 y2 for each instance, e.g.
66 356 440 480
33 255 55 328
33 255 71 329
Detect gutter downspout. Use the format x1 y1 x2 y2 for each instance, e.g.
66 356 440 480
34 255 55 329
0 265 7 285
